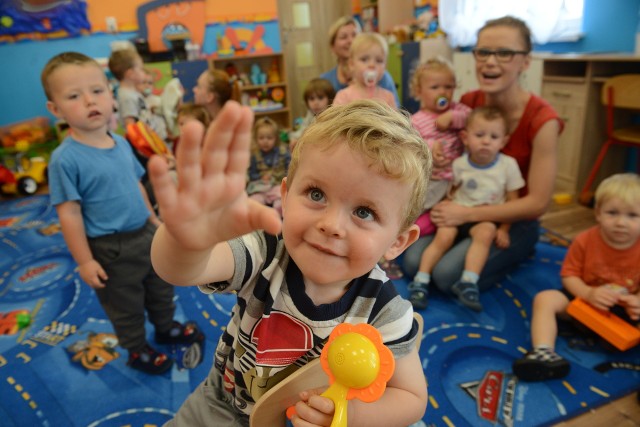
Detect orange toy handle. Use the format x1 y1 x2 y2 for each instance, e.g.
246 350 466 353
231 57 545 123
126 122 169 157
286 323 395 427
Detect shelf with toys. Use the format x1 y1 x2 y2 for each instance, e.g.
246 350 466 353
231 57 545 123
210 53 291 130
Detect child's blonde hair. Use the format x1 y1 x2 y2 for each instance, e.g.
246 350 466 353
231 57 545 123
595 173 640 210
289 100 432 231
41 52 104 101
303 78 336 105
177 103 211 129
349 32 388 59
409 56 456 102
108 48 141 81
252 117 280 149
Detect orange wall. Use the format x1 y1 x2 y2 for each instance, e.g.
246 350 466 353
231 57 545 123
87 0 277 32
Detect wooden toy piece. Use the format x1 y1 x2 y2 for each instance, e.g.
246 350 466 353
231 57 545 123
567 298 640 351
286 323 395 427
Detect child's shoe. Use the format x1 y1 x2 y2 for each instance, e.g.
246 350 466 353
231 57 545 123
451 280 483 312
379 259 404 280
408 281 429 310
128 344 173 374
155 320 201 345
512 347 570 381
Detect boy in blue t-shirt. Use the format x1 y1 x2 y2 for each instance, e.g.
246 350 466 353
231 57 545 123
43 51 199 374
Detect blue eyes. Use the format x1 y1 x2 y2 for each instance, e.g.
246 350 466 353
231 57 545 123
355 207 374 221
309 188 324 202
306 187 375 221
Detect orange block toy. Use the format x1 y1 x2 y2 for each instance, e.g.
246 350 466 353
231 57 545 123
567 298 640 351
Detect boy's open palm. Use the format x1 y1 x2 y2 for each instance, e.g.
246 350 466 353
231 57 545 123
148 102 282 251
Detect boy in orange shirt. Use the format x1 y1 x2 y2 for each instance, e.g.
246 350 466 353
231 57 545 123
513 173 640 381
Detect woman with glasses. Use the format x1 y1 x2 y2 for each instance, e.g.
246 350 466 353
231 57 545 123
403 16 563 299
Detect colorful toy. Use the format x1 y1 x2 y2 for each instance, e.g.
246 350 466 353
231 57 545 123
567 298 640 351
67 332 120 370
0 151 48 196
250 63 267 85
286 323 395 427
267 60 281 83
0 309 31 335
126 121 170 158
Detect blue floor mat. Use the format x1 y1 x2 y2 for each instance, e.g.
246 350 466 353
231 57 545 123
0 195 638 426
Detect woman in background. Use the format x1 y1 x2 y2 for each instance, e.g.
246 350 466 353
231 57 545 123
320 15 400 106
193 68 232 121
403 16 563 296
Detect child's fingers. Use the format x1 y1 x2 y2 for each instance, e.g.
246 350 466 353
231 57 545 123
148 154 178 213
201 102 253 180
175 120 206 195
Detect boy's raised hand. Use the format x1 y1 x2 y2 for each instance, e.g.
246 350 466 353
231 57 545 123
148 101 282 251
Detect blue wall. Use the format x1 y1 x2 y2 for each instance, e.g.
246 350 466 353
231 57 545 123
0 0 639 127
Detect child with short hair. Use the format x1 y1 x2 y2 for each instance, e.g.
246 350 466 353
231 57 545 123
148 99 431 426
108 48 150 128
408 107 524 311
247 117 290 214
177 102 211 132
410 57 472 237
513 173 640 381
43 52 200 375
289 77 335 150
332 32 397 108
136 68 170 143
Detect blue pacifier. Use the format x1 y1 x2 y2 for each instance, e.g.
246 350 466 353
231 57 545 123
436 96 449 110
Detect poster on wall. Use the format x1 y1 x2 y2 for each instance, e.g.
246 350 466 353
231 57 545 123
0 0 90 43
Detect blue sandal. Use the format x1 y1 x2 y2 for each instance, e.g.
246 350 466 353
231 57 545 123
452 281 483 312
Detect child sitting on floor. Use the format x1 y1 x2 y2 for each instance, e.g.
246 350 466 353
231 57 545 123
513 173 640 381
247 117 290 214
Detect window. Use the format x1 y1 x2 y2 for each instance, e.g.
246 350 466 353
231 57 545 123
439 0 584 47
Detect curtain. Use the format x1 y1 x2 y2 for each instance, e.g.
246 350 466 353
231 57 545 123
439 0 583 47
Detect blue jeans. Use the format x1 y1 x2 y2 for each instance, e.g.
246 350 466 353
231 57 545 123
402 220 540 293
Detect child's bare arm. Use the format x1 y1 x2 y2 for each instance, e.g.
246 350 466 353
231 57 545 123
291 349 428 427
435 110 453 131
56 201 108 289
149 101 282 286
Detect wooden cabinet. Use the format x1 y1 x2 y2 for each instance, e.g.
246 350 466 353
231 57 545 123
454 53 640 196
359 0 414 34
210 53 292 129
541 55 640 195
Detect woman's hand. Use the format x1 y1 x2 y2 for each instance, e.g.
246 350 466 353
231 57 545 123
148 101 281 252
430 200 471 227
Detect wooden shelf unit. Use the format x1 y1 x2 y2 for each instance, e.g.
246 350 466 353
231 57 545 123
210 53 292 130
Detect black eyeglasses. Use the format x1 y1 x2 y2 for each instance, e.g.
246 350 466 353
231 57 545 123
472 48 529 63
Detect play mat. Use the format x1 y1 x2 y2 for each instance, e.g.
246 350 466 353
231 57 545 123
0 194 638 426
